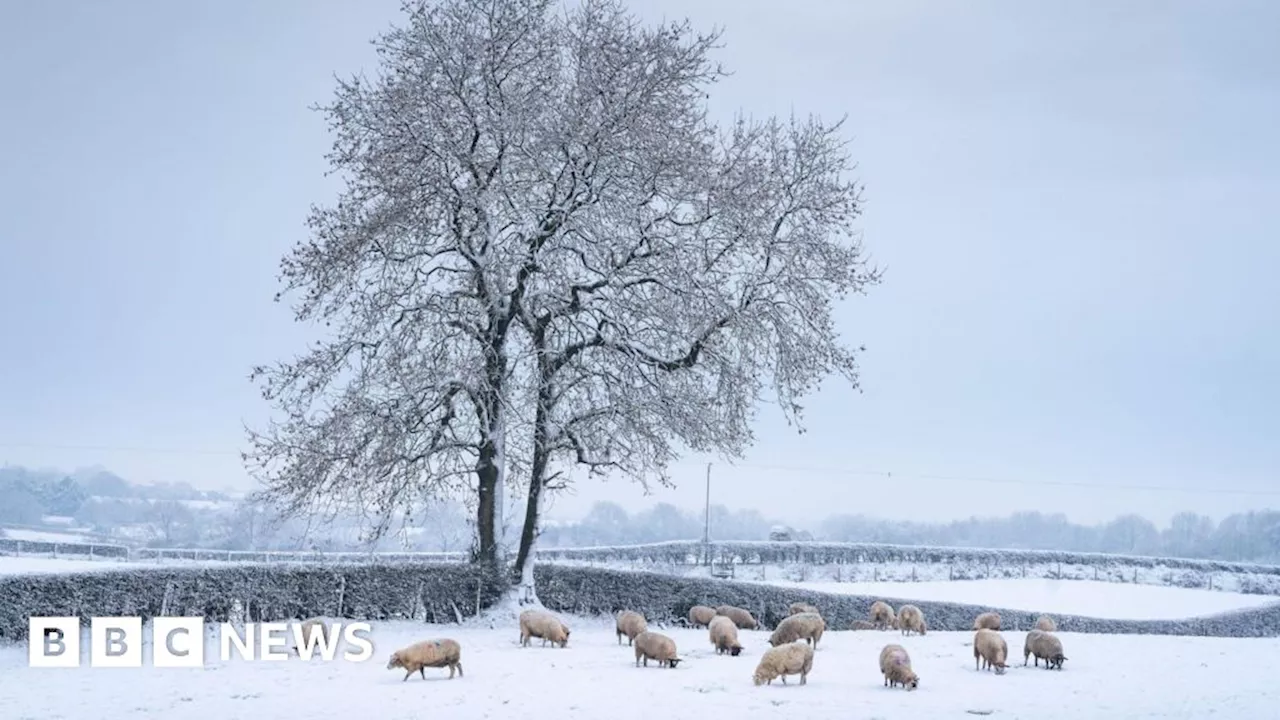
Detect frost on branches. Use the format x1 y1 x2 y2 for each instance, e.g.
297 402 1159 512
243 0 879 581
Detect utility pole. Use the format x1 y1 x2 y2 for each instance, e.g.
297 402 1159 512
703 462 711 565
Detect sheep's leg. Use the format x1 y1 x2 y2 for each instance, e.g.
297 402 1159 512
780 675 787 685
800 671 807 686
419 667 426 680
403 669 411 682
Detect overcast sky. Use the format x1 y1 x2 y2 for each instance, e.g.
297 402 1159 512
1 0 1276 529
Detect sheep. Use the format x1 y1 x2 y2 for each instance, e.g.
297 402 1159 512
973 628 1009 674
633 631 682 668
1035 615 1057 632
616 610 648 646
715 605 759 630
896 604 927 636
879 643 919 690
788 602 820 617
1023 629 1067 670
769 612 825 649
519 609 570 648
869 601 896 630
753 641 814 686
708 615 744 656
291 618 331 655
386 638 463 681
973 611 1002 631
688 604 717 628
850 620 877 631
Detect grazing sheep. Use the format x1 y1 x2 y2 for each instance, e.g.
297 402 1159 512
708 615 744 656
788 602 820 617
386 638 463 681
753 641 814 686
688 605 717 628
633 631 681 668
851 620 876 631
973 611 1002 631
878 643 919 690
1023 629 1067 669
869 601 896 630
291 618 331 655
716 605 759 630
519 609 570 648
769 612 826 648
1035 615 1057 632
616 611 648 646
896 605 927 636
974 628 1009 674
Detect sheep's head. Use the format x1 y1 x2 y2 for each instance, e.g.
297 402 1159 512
667 657 682 669
905 673 919 691
993 662 1008 675
752 669 769 686
730 645 743 657
919 623 927 635
1049 654 1066 669
386 652 402 670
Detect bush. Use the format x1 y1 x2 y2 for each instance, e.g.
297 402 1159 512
531 564 1280 638
0 562 504 643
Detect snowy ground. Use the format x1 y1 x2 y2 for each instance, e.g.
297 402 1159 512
1 613 1276 719
754 577 1278 620
0 555 153 575
0 528 96 544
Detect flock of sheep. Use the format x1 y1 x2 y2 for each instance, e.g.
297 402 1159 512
371 599 1069 690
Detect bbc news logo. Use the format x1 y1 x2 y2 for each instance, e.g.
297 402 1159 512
28 617 374 667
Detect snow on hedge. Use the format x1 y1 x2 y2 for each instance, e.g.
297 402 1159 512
0 562 504 643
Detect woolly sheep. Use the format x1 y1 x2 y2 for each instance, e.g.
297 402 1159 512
616 610 647 646
973 611 1002 631
386 638 463 681
633 631 682 668
788 602 820 617
769 612 825 649
291 618 331 655
708 615 744 656
879 643 919 690
1035 615 1057 632
973 628 1009 674
688 605 717 628
896 604 927 636
1023 629 1067 670
519 609 570 648
869 601 896 630
850 620 876 631
753 641 814 686
716 605 759 630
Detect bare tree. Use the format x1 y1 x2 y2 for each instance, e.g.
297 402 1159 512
244 0 707 571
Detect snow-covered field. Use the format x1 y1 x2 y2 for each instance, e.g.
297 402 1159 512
755 577 1278 620
0 556 152 575
1 614 1276 719
0 528 96 544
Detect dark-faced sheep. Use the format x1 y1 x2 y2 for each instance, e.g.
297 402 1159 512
715 605 758 630
879 643 919 690
633 631 681 668
708 615 744 656
1023 629 1067 669
1035 615 1057 632
896 604 927 636
688 605 717 628
616 610 647 646
974 628 1009 674
869 601 896 630
769 612 825 649
753 641 814 686
519 609 569 648
386 638 463 681
788 602 820 617
973 611 1002 631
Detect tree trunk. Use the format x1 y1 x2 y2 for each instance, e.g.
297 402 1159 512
512 360 554 603
472 333 509 572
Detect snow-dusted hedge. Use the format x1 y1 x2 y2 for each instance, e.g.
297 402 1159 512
532 564 1280 639
129 547 469 564
0 538 130 560
536 540 1280 576
0 562 504 643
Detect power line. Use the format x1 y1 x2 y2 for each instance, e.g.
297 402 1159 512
2 441 1276 498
